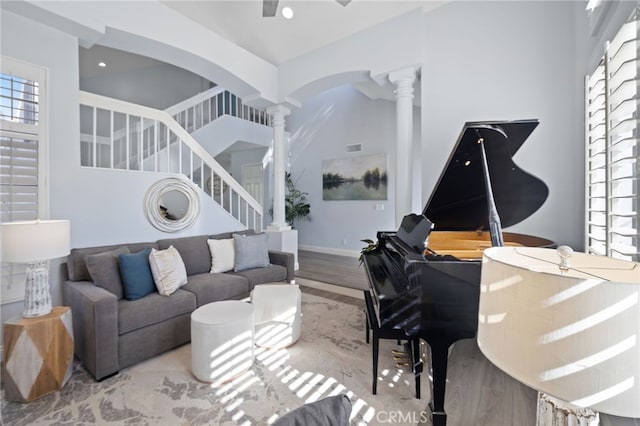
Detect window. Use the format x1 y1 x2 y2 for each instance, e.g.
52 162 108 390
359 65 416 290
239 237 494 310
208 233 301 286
0 57 47 303
585 10 639 260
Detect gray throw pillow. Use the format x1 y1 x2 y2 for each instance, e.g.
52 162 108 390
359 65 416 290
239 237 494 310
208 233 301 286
85 247 130 299
273 394 352 426
233 233 270 272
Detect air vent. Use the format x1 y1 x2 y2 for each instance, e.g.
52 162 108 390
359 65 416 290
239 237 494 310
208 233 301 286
346 144 362 153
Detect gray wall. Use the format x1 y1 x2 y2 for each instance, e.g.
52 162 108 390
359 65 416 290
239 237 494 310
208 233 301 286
288 1 590 254
287 85 421 254
421 1 588 250
80 60 212 109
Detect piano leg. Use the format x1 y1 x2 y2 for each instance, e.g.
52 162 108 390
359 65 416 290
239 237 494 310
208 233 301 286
428 342 449 426
372 336 379 395
412 337 422 399
365 316 370 344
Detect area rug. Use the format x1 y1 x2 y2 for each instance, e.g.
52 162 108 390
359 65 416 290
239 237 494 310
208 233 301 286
1 290 429 425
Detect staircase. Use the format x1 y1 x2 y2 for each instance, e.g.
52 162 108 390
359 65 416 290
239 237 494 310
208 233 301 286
79 90 269 231
165 86 271 133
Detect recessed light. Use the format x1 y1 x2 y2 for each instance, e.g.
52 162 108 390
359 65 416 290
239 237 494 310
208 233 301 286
98 62 106 68
282 7 293 19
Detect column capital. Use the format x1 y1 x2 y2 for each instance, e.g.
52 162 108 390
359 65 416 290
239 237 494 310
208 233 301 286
388 66 418 86
266 104 291 120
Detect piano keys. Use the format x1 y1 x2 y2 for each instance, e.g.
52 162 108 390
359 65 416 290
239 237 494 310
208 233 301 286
361 120 554 426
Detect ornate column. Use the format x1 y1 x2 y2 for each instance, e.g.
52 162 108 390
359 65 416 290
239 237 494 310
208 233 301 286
266 104 298 272
267 104 291 231
389 67 417 228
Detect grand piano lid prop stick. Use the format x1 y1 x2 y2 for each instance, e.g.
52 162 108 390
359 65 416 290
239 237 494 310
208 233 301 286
477 130 504 247
424 120 553 260
362 120 554 426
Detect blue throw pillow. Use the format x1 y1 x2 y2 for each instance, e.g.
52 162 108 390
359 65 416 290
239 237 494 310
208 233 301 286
118 248 156 301
233 233 270 272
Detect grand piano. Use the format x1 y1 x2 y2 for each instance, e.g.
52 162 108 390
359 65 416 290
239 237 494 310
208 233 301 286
361 120 555 426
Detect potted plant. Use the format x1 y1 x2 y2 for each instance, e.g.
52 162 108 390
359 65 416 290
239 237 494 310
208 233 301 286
271 172 311 228
359 239 378 266
285 172 311 228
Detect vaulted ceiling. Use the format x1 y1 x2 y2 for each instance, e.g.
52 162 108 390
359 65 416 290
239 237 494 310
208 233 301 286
161 0 445 65
79 1 437 104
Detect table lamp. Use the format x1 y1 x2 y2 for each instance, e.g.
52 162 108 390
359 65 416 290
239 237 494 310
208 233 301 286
478 246 640 425
1 220 70 317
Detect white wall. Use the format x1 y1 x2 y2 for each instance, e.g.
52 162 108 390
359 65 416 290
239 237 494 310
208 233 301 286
0 10 80 336
287 84 421 254
0 11 246 335
191 115 273 158
421 1 588 249
288 1 589 254
3 0 279 105
80 63 212 109
279 8 423 105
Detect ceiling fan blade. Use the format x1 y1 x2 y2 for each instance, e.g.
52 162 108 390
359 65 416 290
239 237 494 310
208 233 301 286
263 0 279 17
336 0 352 6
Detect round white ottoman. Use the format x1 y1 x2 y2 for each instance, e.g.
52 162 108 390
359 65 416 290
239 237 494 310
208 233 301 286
250 284 302 349
191 300 254 384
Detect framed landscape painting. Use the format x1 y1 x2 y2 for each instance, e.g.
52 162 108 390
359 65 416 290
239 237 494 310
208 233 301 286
322 153 388 201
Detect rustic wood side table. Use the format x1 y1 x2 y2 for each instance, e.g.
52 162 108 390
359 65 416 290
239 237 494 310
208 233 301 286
2 306 74 402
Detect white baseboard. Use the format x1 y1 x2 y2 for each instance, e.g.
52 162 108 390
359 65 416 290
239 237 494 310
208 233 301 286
296 277 363 299
298 244 360 258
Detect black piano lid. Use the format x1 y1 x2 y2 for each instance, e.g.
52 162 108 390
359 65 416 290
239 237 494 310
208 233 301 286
423 120 548 231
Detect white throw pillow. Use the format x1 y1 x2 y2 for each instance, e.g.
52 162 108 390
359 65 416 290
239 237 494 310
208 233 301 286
148 245 188 296
207 238 235 273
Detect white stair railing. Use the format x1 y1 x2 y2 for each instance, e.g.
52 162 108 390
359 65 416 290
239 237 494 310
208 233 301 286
79 91 263 231
165 86 272 134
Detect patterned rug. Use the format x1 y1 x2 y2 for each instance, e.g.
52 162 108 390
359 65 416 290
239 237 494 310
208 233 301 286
1 291 429 425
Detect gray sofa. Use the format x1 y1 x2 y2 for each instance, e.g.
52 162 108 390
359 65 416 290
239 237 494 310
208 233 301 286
62 231 294 381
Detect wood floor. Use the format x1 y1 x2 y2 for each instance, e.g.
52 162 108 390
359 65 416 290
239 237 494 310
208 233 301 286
296 251 639 426
299 284 537 426
296 250 368 290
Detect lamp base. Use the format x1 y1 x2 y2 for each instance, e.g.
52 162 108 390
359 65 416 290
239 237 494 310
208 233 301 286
23 260 52 317
536 392 599 426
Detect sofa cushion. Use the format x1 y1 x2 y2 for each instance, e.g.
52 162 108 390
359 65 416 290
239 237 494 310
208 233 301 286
208 231 233 240
232 264 287 287
233 233 270 272
208 229 254 241
85 247 130 299
273 394 352 426
119 248 155 301
157 235 210 276
182 273 250 306
207 238 235 273
118 289 196 335
149 246 188 296
67 242 156 282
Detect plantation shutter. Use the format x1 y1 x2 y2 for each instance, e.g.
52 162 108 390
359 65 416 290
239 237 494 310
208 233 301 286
0 59 45 304
585 10 640 260
586 61 607 256
0 134 39 222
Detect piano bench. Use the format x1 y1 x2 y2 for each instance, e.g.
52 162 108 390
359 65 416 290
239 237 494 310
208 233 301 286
363 290 421 399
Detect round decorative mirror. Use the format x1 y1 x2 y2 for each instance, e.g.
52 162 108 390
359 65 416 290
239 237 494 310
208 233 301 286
144 177 200 232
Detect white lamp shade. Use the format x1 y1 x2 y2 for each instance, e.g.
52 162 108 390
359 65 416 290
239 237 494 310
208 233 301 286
478 247 640 418
1 220 70 262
